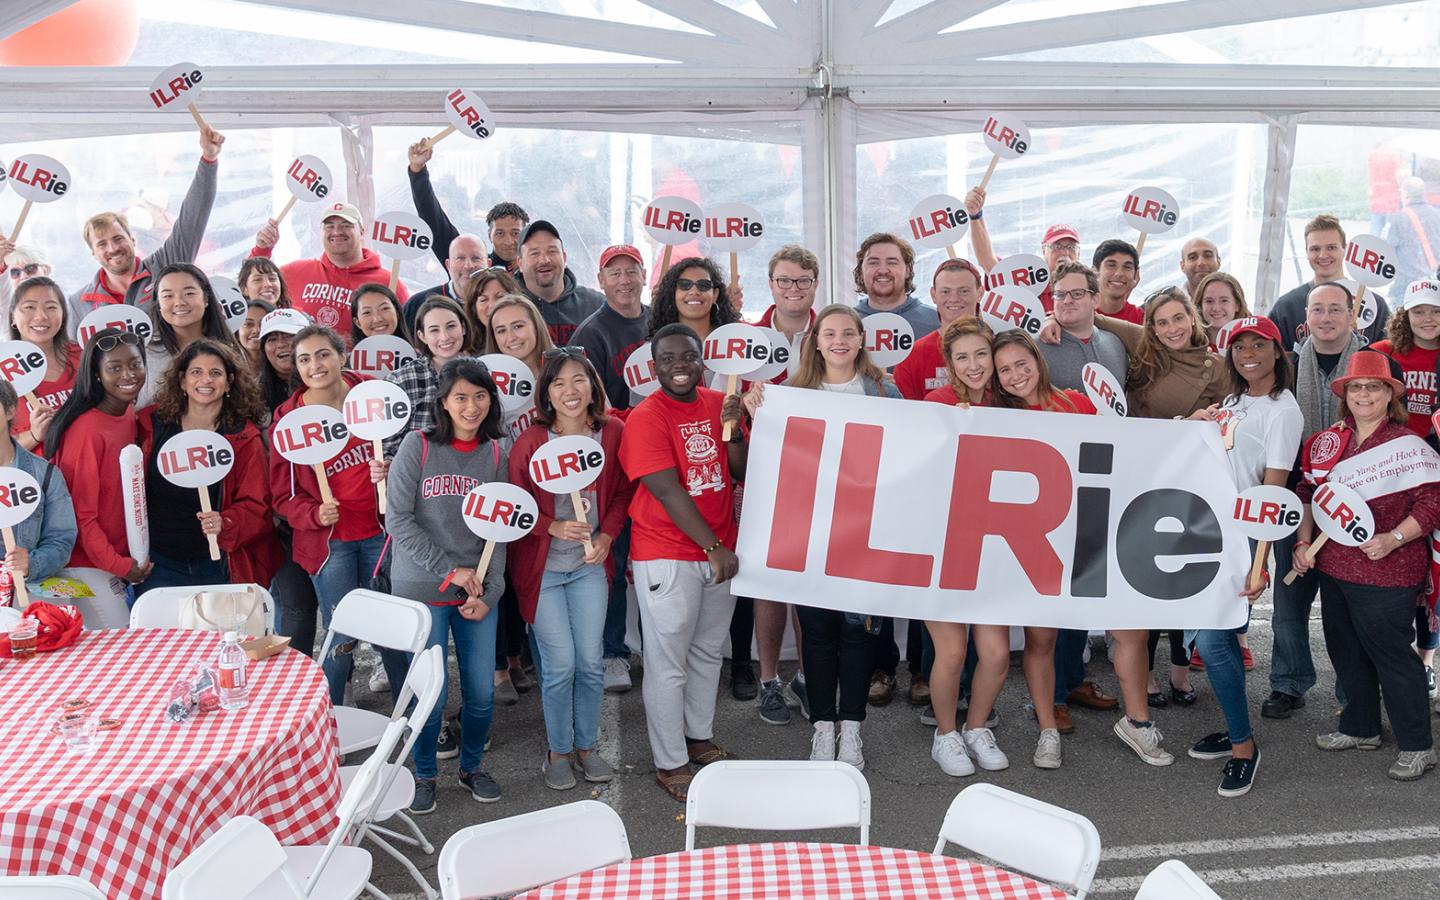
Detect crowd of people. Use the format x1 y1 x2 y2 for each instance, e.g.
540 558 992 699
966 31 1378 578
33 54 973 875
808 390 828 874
4 125 1440 814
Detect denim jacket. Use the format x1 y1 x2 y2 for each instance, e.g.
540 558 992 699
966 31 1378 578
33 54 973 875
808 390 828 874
9 440 77 583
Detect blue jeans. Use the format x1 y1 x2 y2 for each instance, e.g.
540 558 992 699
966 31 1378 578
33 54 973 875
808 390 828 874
1270 531 1320 699
1053 628 1089 703
310 534 408 707
1193 627 1252 744
532 566 608 755
412 603 497 779
603 524 632 659
137 550 229 596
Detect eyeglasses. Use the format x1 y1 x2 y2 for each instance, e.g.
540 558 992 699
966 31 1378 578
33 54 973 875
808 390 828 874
1054 289 1094 302
542 346 588 362
771 276 816 290
8 264 41 279
93 331 143 352
676 278 716 293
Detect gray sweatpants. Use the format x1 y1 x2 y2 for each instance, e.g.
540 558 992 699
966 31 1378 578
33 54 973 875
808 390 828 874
634 558 737 770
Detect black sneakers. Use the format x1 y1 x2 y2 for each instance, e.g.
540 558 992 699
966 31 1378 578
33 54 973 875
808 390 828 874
436 717 460 760
1188 732 1233 760
1260 691 1305 719
1218 746 1260 798
730 662 758 701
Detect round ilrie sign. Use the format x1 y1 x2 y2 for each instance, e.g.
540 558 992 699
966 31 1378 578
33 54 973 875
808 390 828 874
156 429 234 489
271 405 350 466
343 379 413 441
528 435 606 495
461 481 539 542
0 340 49 397
0 465 42 529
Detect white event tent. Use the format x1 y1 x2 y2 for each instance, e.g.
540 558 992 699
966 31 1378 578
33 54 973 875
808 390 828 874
0 0 1437 310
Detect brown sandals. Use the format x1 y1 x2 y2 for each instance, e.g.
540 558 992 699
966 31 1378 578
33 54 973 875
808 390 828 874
656 767 692 801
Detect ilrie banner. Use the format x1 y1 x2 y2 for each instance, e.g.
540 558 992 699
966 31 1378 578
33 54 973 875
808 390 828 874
732 386 1250 630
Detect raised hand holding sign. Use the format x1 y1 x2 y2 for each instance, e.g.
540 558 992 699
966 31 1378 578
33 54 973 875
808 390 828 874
430 88 496 145
907 194 969 260
7 154 71 243
704 202 764 290
528 434 606 556
1233 484 1303 593
704 322 771 440
1120 185 1180 257
0 465 42 606
148 62 208 132
276 154 333 225
342 380 412 515
157 429 234 561
643 195 704 278
978 112 1030 191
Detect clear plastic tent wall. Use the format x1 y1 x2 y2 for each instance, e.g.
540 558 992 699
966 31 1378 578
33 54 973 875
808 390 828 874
0 0 1437 313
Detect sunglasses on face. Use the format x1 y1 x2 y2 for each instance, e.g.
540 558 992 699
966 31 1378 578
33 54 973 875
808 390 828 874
542 346 588 362
676 279 716 293
93 331 143 352
8 264 41 279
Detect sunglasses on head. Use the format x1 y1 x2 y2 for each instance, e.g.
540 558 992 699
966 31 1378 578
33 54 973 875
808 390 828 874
8 264 42 279
541 346 588 363
677 278 716 293
93 331 143 352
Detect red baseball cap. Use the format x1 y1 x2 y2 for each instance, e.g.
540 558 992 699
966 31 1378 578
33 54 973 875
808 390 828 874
1042 224 1080 245
1218 316 1283 350
599 245 644 268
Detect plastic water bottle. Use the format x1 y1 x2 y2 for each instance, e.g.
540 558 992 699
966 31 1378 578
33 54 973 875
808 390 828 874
217 632 250 711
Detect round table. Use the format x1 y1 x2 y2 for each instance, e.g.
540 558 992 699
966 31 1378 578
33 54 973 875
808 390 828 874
0 628 340 899
517 841 1069 899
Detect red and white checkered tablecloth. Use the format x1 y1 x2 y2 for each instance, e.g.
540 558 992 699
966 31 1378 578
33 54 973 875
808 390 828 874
518 841 1069 900
0 628 340 899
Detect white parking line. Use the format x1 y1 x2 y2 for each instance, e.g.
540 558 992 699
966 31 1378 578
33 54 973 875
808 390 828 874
1091 854 1440 894
1101 825 1440 861
594 690 625 816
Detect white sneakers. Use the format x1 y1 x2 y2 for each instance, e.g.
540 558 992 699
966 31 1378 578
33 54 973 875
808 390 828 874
1114 717 1176 766
962 727 1010 771
932 730 975 776
603 657 632 693
1033 729 1062 769
368 666 390 694
810 721 836 761
838 720 865 770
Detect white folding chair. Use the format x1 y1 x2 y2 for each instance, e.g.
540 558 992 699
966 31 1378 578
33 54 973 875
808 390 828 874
0 606 22 629
317 589 432 754
1135 859 1222 900
345 645 445 899
684 760 871 850
436 801 630 900
933 783 1101 899
0 875 107 899
129 583 276 634
163 718 408 900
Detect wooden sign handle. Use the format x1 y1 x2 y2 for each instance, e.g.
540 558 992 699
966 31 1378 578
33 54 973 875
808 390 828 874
373 438 388 515
659 244 673 278
8 199 33 243
570 489 594 556
186 102 209 132
430 125 456 144
275 195 298 226
728 252 739 290
721 373 739 441
22 393 40 412
388 258 401 292
1134 232 1148 257
311 462 336 505
475 539 497 583
1282 533 1329 585
1351 283 1368 330
945 245 957 260
2 525 28 608
977 153 1000 192
1247 540 1269 594
197 487 222 562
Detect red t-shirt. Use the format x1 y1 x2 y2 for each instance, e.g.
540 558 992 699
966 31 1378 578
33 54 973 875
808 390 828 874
298 393 380 541
1026 389 1097 415
894 331 949 401
11 344 82 438
923 385 993 407
1099 303 1145 325
1371 339 1439 437
619 388 736 562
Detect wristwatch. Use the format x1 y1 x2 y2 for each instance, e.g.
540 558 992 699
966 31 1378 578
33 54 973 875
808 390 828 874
1391 529 1406 545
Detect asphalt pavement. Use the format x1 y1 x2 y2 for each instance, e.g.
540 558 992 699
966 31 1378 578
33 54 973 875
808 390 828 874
358 591 1440 899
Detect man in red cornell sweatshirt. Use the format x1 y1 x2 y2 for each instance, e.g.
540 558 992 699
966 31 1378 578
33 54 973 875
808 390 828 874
894 258 984 401
249 201 409 336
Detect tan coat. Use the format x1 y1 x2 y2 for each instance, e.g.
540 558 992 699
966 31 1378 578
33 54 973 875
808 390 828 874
1095 316 1226 420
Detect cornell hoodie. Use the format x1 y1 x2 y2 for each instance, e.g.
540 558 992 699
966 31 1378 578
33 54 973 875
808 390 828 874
249 246 410 336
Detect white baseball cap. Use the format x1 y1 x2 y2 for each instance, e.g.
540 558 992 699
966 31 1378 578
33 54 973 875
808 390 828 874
259 308 312 339
1404 279 1440 310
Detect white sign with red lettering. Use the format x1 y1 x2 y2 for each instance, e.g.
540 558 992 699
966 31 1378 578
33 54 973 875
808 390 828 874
1121 186 1181 235
861 313 915 369
642 196 704 245
704 322 772 376
209 274 249 331
907 194 969 251
1345 234 1397 289
1081 363 1127 417
1311 480 1374 547
1213 318 1241 353
157 429 233 490
7 155 70 203
462 482 538 543
479 353 536 413
1357 292 1381 329
285 155 333 203
77 304 153 345
0 340 49 397
981 112 1031 160
980 285 1045 337
271 405 351 466
623 343 660 399
444 88 495 140
732 385 1250 628
349 335 417 377
371 211 434 261
748 327 796 383
0 466 41 529
342 380 412 442
987 254 1049 297
529 435 605 495
1231 484 1303 542
148 62 204 111
704 202 764 253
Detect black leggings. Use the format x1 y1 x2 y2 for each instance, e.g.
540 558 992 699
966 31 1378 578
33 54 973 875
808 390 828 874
494 578 528 670
796 605 873 722
729 595 754 665
1147 629 1190 672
